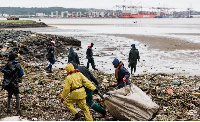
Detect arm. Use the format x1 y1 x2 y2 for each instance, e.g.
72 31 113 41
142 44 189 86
87 69 99 86
80 73 96 91
50 48 54 58
61 78 71 99
122 66 130 79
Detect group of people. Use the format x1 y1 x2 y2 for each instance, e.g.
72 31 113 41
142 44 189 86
0 41 140 121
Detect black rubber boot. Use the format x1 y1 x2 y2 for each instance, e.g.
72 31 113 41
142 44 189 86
17 110 22 116
72 112 82 121
7 110 12 115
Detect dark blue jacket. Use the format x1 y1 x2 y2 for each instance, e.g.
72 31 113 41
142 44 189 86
46 46 54 59
116 62 130 89
68 47 80 65
71 62 99 91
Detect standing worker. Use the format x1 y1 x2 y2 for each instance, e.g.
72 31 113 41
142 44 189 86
1 53 24 115
61 63 99 121
86 43 98 70
68 47 80 65
70 61 106 117
112 58 131 89
46 41 55 73
128 44 140 74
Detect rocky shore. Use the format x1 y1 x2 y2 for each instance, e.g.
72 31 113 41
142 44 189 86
0 30 199 121
0 22 48 28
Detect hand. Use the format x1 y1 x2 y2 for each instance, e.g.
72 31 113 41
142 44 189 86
93 89 98 94
123 78 127 83
97 84 101 89
61 98 64 103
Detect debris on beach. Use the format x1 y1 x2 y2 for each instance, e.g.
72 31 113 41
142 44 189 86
0 30 199 121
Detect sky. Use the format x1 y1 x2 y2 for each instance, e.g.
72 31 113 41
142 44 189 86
0 0 199 11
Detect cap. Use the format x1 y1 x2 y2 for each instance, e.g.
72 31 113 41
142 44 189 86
112 58 119 65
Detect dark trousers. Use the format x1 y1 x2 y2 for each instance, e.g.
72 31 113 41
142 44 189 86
86 90 106 116
7 90 20 111
47 58 55 71
86 58 96 70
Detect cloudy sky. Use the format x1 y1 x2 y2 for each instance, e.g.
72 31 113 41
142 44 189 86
0 0 199 11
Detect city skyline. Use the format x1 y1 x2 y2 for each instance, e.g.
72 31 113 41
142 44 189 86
0 0 199 11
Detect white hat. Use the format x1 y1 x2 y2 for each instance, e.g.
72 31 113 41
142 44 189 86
51 41 55 44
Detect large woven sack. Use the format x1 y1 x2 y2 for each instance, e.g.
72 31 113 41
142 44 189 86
104 84 159 121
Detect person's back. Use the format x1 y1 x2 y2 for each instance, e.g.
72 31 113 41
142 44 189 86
61 63 97 121
128 44 140 74
129 48 139 62
70 61 106 117
1 53 24 115
68 47 80 65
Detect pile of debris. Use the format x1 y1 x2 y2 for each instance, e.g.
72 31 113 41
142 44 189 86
0 63 199 121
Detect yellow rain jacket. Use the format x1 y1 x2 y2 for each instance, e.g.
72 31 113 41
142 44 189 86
62 63 96 100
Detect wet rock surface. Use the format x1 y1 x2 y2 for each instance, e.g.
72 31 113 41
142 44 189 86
0 29 81 65
0 30 199 121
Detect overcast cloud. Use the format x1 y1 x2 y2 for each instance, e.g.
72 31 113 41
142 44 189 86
0 0 199 11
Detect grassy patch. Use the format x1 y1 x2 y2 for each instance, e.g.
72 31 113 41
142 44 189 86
0 20 36 24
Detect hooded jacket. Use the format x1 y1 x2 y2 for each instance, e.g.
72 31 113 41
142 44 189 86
68 47 80 65
113 61 131 89
61 63 96 100
71 61 99 91
129 47 140 65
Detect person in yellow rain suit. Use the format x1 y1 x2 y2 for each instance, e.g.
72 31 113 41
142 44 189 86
61 63 98 121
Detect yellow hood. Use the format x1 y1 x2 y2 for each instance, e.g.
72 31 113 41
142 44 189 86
65 63 74 72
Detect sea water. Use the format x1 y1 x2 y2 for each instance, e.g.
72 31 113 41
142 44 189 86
4 18 200 76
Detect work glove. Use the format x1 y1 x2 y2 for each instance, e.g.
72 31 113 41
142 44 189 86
93 89 99 94
123 78 127 83
61 98 64 103
97 84 101 89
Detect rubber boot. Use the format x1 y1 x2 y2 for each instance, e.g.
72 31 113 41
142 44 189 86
72 112 82 121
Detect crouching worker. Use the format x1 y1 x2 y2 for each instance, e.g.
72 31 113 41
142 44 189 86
70 61 106 117
1 53 24 115
61 63 98 121
112 58 131 89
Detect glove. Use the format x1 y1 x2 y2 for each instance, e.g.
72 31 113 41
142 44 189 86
61 98 64 103
97 84 101 89
123 78 127 83
93 89 98 94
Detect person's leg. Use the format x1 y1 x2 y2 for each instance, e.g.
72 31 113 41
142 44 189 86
47 58 55 72
130 65 133 74
65 99 79 115
7 91 12 114
14 92 22 115
91 58 97 70
77 99 93 121
86 59 90 69
86 90 106 116
133 64 136 73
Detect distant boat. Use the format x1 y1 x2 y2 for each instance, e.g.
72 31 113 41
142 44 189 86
121 12 157 18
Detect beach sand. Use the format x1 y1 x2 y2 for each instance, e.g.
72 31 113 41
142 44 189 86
110 34 200 51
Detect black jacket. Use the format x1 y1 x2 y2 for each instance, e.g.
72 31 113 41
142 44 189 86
1 60 23 92
86 47 93 59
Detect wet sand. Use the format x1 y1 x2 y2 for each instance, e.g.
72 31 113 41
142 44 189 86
109 34 200 51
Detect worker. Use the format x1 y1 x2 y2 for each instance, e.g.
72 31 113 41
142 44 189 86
128 44 140 74
86 43 98 70
46 41 55 73
70 61 106 117
112 58 131 89
0 53 24 115
61 63 98 121
68 47 80 65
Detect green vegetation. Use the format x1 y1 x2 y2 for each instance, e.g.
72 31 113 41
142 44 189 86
0 20 36 24
0 7 89 15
